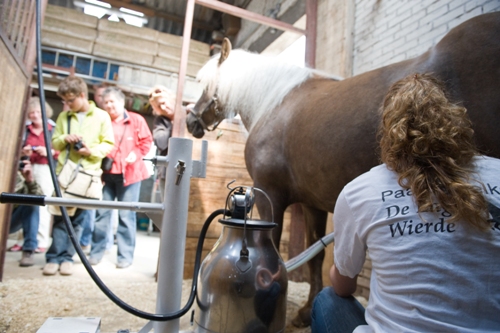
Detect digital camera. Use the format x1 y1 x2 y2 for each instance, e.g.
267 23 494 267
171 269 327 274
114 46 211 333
19 156 29 170
73 140 84 150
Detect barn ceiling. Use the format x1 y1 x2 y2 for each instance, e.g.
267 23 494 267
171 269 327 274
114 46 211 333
48 0 305 53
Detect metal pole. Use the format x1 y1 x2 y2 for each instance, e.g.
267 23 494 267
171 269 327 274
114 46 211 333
154 138 194 333
172 0 195 138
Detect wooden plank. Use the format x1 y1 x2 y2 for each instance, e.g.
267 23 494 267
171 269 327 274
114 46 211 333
157 44 209 65
97 19 159 41
41 30 94 54
93 43 153 67
152 56 202 78
43 17 97 41
0 40 30 281
45 4 98 28
95 31 158 56
157 33 210 56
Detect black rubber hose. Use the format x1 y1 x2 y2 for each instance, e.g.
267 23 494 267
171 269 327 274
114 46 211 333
34 0 225 321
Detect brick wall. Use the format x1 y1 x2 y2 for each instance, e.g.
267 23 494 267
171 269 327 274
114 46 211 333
352 0 500 75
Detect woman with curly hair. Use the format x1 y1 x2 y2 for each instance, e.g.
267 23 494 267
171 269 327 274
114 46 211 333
311 73 500 332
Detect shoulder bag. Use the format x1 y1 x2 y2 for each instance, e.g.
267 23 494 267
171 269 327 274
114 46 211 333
49 116 103 216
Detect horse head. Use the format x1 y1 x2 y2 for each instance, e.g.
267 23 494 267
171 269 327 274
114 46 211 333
187 38 232 138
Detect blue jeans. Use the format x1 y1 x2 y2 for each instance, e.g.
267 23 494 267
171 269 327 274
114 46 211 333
311 287 367 333
90 175 141 264
10 205 39 251
79 210 96 246
45 209 92 263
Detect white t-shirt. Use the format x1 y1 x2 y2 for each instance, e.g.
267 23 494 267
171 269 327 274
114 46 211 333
334 155 500 333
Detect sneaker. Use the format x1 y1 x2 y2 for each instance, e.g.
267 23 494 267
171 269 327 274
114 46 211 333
8 244 22 252
19 251 35 267
42 263 59 276
35 247 46 253
59 261 73 276
116 261 131 269
88 257 100 266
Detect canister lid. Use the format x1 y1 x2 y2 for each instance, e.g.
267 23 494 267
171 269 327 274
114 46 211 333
219 218 277 229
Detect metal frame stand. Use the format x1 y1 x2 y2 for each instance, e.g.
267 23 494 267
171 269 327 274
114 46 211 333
20 138 207 333
148 137 206 333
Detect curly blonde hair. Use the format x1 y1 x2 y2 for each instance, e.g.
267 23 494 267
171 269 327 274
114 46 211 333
378 73 488 230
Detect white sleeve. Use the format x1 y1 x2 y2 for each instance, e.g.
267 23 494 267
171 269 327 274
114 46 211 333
333 189 367 278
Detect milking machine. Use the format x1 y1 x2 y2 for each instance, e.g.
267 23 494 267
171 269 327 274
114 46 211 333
2 139 335 333
0 1 337 331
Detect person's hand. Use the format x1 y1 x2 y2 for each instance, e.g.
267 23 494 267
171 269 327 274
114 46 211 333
185 103 195 114
21 145 33 157
33 146 48 157
125 151 137 164
76 142 91 157
64 134 82 144
20 160 35 183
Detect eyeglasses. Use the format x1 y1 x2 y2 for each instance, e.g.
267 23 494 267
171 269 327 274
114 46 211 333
61 96 77 104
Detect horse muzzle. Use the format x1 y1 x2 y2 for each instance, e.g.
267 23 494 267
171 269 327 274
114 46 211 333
186 112 206 138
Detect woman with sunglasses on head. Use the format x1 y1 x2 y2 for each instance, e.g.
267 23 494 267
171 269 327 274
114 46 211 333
311 73 500 333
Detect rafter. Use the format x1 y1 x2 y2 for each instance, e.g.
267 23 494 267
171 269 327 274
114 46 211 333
102 0 216 31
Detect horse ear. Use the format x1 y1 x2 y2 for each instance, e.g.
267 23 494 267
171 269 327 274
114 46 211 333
219 38 232 66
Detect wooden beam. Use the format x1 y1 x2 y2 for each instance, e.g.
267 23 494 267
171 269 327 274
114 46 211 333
103 0 215 32
103 0 156 16
195 0 305 35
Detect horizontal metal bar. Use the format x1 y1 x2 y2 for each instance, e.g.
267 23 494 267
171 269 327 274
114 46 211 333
44 197 164 213
285 232 335 272
195 0 305 35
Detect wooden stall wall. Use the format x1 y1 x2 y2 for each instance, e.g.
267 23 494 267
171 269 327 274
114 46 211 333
183 119 291 278
0 0 45 281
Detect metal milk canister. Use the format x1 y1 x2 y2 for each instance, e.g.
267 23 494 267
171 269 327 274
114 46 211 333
195 186 288 333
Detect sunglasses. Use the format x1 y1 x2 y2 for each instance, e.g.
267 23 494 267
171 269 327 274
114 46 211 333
149 88 164 98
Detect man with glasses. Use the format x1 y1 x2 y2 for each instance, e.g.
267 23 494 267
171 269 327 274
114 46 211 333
43 75 115 276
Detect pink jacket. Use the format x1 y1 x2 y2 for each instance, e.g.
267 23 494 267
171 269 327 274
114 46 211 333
106 110 153 186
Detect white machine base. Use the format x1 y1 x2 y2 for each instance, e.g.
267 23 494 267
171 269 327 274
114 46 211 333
36 317 101 333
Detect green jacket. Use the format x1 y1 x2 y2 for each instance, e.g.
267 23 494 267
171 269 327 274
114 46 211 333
52 101 115 173
15 172 43 196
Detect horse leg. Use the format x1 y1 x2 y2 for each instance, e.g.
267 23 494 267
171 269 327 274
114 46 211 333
253 191 285 248
292 205 327 327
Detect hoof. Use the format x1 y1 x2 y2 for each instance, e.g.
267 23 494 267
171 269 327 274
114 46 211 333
291 307 312 327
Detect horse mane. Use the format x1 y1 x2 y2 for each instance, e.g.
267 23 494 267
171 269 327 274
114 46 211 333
196 50 321 130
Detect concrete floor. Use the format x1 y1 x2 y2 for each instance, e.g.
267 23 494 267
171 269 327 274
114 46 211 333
2 230 312 333
3 229 160 282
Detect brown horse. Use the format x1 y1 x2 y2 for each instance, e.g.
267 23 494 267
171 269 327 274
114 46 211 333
187 12 500 327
